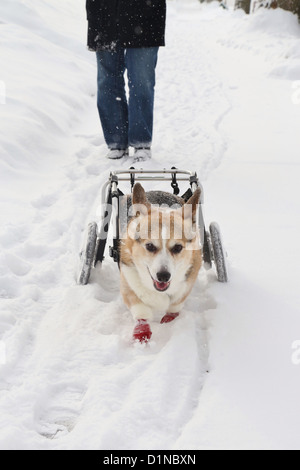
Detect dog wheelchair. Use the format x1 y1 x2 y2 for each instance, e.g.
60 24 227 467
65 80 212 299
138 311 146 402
77 168 228 286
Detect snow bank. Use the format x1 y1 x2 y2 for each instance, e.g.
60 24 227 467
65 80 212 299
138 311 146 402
246 7 300 37
212 3 300 80
246 8 300 80
0 0 94 185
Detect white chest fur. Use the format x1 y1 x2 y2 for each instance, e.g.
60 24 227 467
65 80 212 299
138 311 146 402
121 265 189 313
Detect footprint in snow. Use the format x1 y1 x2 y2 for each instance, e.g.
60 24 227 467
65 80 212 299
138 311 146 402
5 253 32 277
31 192 58 210
75 133 102 147
76 147 91 160
86 163 102 176
0 275 21 299
36 385 86 440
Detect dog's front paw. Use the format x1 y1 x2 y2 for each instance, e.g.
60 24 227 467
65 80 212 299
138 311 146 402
133 319 152 343
160 312 179 324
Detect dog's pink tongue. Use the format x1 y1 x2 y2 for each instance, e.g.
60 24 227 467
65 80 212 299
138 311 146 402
155 281 169 291
133 320 152 343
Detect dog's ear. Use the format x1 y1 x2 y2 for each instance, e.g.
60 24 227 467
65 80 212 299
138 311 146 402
132 183 149 206
132 183 150 216
184 188 201 222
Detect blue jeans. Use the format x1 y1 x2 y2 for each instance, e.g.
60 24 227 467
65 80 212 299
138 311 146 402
96 47 159 150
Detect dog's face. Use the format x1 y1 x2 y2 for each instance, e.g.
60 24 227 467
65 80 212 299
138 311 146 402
122 184 201 295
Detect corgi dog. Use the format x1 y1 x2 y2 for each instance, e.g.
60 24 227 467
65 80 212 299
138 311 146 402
120 183 202 343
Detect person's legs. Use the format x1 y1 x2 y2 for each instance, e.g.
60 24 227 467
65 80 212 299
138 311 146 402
96 49 128 150
125 47 159 149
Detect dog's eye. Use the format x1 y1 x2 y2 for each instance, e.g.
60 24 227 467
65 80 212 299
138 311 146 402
171 244 183 255
145 243 158 253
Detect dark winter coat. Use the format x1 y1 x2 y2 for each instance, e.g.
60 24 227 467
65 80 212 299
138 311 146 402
86 0 166 51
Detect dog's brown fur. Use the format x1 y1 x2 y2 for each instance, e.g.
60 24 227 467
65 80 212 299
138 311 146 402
120 184 202 324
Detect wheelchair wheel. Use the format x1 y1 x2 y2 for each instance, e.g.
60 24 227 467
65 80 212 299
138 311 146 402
77 221 98 285
209 222 228 283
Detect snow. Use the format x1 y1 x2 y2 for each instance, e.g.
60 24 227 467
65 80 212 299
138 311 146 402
1 0 300 450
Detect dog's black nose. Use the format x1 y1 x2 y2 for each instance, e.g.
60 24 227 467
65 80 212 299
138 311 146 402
156 271 171 283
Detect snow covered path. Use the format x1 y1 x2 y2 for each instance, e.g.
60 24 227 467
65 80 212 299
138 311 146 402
1 0 300 450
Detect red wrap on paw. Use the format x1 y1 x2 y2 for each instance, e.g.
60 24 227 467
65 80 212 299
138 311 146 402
133 319 152 343
160 312 179 324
